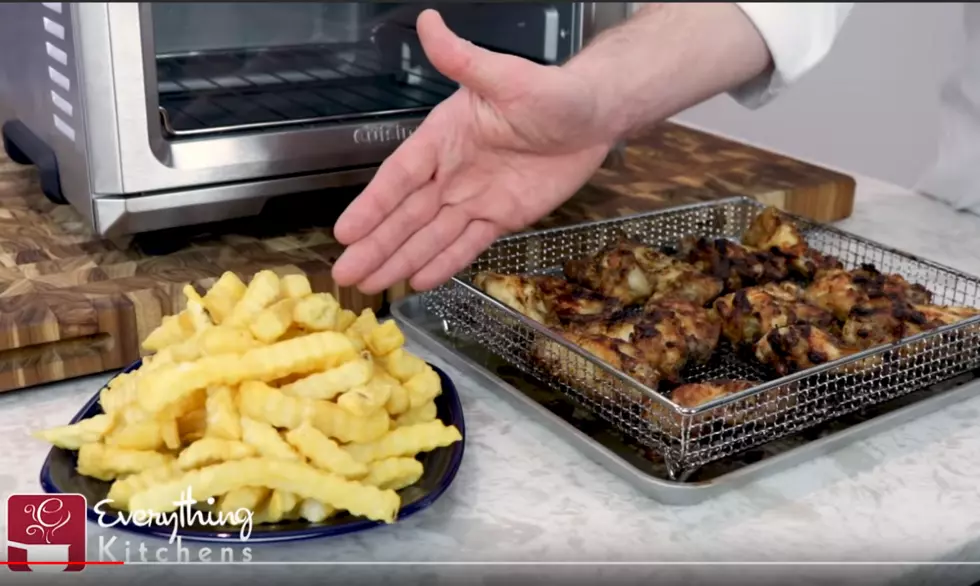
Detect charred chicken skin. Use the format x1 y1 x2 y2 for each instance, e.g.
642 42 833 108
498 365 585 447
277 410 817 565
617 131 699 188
545 331 663 392
473 272 623 326
713 282 836 349
564 238 723 307
755 324 858 376
841 297 980 350
741 206 844 281
804 264 933 322
670 379 757 409
476 271 720 385
677 236 790 292
567 298 721 381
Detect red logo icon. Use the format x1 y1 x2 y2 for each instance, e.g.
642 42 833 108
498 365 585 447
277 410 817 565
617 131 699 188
5 493 87 572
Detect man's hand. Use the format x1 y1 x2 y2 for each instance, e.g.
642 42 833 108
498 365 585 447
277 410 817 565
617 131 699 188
331 9 614 294
331 4 772 295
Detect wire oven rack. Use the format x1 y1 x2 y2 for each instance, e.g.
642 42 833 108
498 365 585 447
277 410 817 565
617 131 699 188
155 43 457 136
421 197 980 477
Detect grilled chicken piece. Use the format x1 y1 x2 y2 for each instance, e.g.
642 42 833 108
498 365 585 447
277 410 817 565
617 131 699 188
670 379 757 409
916 304 980 325
568 298 721 380
804 264 933 321
740 206 843 281
755 324 858 376
841 298 980 349
713 282 836 349
533 331 662 408
651 379 787 432
564 238 723 307
553 331 662 390
676 236 789 292
473 272 622 326
743 206 807 256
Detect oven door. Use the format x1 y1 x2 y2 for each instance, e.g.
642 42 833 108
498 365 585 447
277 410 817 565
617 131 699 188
82 2 621 197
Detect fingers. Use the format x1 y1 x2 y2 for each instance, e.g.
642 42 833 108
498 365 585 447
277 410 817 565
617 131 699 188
416 9 527 102
410 219 500 292
331 182 441 288
332 130 437 245
356 203 470 294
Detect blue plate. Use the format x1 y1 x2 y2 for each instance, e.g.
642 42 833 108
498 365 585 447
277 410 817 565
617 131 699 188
40 360 466 544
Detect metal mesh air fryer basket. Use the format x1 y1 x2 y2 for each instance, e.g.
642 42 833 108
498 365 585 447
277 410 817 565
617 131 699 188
421 197 980 478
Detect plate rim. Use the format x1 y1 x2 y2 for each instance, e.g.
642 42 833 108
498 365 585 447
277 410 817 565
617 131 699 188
39 359 466 544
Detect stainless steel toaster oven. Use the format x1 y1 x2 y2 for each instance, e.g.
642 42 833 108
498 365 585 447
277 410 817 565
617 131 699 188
0 2 628 236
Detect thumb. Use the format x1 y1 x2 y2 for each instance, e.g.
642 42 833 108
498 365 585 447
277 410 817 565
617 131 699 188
416 9 526 102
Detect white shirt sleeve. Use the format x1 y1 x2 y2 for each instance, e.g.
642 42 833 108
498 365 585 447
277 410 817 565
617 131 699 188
730 3 855 109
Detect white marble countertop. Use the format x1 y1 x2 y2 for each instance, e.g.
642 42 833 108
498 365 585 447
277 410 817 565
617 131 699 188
3 178 980 585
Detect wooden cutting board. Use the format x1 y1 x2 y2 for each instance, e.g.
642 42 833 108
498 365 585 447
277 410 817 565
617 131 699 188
0 122 853 392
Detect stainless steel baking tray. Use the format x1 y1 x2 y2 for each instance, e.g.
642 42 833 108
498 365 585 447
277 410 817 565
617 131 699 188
392 294 980 505
419 197 980 478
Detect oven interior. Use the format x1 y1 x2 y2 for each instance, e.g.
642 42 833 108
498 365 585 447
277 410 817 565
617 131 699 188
150 2 575 138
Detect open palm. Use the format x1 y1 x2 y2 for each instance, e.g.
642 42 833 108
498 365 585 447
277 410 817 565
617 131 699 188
331 9 614 294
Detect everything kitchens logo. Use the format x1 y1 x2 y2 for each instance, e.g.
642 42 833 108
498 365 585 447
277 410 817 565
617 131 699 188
5 491 254 570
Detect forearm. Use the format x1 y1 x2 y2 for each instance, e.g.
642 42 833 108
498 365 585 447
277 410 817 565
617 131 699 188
565 3 773 142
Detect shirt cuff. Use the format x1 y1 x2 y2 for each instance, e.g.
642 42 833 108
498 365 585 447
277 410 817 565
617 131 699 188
729 3 855 109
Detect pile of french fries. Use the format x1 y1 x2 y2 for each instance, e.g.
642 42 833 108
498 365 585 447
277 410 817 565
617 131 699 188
34 270 462 526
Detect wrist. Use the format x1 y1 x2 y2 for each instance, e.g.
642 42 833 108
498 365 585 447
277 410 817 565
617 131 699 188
564 3 771 142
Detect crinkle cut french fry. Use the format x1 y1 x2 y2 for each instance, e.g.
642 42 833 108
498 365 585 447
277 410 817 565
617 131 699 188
345 309 379 351
249 298 296 344
239 331 358 380
293 293 340 331
177 437 256 469
225 270 281 327
256 490 300 524
239 381 316 430
362 457 424 491
344 420 462 463
337 379 392 417
77 443 176 482
182 283 207 307
106 462 184 511
159 416 181 451
182 285 214 333
205 386 241 440
177 408 207 443
335 309 357 333
142 313 192 352
200 326 260 356
104 418 165 451
137 332 357 414
100 372 138 414
32 414 115 450
279 358 373 400
365 320 405 357
298 499 335 523
240 416 302 461
404 367 442 410
394 401 438 428
384 380 411 416
280 274 313 299
219 487 270 515
283 424 368 478
202 272 248 325
379 348 426 383
127 458 401 524
312 400 390 444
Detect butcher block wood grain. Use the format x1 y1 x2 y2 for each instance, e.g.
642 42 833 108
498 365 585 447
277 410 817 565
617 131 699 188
0 158 381 393
535 122 856 230
0 121 853 391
